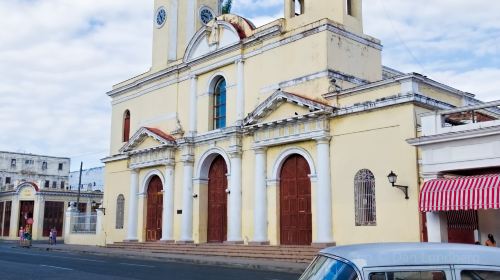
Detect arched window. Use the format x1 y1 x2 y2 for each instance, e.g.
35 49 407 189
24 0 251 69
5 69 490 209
354 169 376 226
123 110 131 142
116 194 125 229
213 78 226 129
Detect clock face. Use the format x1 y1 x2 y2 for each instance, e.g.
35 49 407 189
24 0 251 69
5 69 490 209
155 7 167 28
200 8 214 25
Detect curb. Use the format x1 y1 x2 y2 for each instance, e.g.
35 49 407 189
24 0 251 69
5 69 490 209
25 245 306 274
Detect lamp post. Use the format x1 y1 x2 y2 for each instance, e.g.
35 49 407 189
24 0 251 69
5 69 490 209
387 171 409 199
92 200 106 215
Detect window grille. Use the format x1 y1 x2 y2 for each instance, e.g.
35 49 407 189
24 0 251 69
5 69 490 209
70 213 97 234
354 169 376 226
116 194 125 229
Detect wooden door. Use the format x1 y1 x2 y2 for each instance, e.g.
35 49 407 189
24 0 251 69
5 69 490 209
0 202 3 236
43 202 64 237
207 156 227 243
448 229 475 244
146 176 163 241
3 201 11 236
280 155 312 245
18 201 34 235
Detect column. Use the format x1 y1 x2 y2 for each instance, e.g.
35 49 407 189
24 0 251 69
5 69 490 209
315 137 334 245
189 75 198 136
227 151 243 243
236 59 245 124
179 160 194 243
185 0 196 46
426 212 446 242
9 197 19 238
64 203 77 241
126 169 139 241
252 148 269 244
161 163 175 242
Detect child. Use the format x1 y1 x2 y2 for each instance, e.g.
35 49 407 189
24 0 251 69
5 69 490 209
49 228 54 245
51 227 57 245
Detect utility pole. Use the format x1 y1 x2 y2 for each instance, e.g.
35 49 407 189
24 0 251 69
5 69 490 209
76 162 83 212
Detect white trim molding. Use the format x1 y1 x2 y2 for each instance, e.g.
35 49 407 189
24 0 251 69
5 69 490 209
139 169 165 194
196 147 232 180
270 147 317 181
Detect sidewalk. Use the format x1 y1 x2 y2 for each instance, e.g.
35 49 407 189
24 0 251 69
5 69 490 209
6 241 308 274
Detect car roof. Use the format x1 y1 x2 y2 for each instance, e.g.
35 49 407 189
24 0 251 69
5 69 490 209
320 243 500 269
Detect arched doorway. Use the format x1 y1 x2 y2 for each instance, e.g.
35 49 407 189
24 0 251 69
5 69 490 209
280 154 312 245
207 155 227 243
146 176 163 241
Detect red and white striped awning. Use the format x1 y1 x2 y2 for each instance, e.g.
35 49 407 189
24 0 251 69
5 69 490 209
419 174 500 212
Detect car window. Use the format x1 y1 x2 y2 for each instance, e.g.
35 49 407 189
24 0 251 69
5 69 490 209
369 271 446 280
299 255 359 280
461 270 500 280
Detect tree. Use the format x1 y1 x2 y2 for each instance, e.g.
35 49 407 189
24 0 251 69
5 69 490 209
221 0 232 14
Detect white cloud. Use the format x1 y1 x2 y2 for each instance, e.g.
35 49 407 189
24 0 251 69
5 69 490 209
0 0 498 170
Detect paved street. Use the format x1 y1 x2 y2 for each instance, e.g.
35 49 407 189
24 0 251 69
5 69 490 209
0 244 300 280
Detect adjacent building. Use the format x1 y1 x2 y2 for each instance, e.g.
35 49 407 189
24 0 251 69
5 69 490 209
408 101 500 245
0 151 102 241
101 0 490 246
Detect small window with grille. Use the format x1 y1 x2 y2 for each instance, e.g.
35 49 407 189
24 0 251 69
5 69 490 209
354 169 376 226
116 194 125 229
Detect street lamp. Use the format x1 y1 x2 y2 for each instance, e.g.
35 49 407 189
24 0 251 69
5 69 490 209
92 200 106 215
387 171 409 200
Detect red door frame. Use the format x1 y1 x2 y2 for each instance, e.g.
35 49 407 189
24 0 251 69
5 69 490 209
146 176 163 241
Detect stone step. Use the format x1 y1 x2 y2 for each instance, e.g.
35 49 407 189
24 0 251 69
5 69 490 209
108 244 319 255
107 242 321 263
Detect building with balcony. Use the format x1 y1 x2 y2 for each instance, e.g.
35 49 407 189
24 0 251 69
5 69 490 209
0 151 102 241
408 101 500 245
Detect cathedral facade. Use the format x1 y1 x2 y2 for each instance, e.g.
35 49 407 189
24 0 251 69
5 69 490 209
102 0 480 246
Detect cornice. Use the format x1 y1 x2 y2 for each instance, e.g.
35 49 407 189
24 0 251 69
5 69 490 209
407 125 500 146
107 21 377 99
324 73 475 100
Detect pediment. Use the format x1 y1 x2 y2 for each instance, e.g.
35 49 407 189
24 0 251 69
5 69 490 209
244 91 334 126
119 127 176 153
184 15 255 62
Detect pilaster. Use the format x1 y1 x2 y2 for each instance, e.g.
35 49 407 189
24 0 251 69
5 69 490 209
313 136 335 246
179 145 195 243
250 147 269 245
125 169 139 242
226 136 243 244
161 163 175 242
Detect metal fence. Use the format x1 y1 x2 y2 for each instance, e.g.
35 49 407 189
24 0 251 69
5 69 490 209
70 213 97 234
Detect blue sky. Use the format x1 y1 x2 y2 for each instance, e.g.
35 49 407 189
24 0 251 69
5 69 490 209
0 0 499 171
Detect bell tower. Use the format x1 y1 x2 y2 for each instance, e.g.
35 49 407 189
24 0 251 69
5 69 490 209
284 0 363 34
151 0 220 72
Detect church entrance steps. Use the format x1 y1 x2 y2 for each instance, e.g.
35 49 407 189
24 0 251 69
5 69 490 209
107 242 322 263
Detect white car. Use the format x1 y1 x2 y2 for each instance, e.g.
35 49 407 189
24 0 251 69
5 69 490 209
299 243 500 280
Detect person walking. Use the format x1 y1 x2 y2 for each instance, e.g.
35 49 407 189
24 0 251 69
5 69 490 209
49 228 54 245
485 234 497 247
50 227 57 245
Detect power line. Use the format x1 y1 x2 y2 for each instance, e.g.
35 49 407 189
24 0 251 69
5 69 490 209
375 0 426 73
